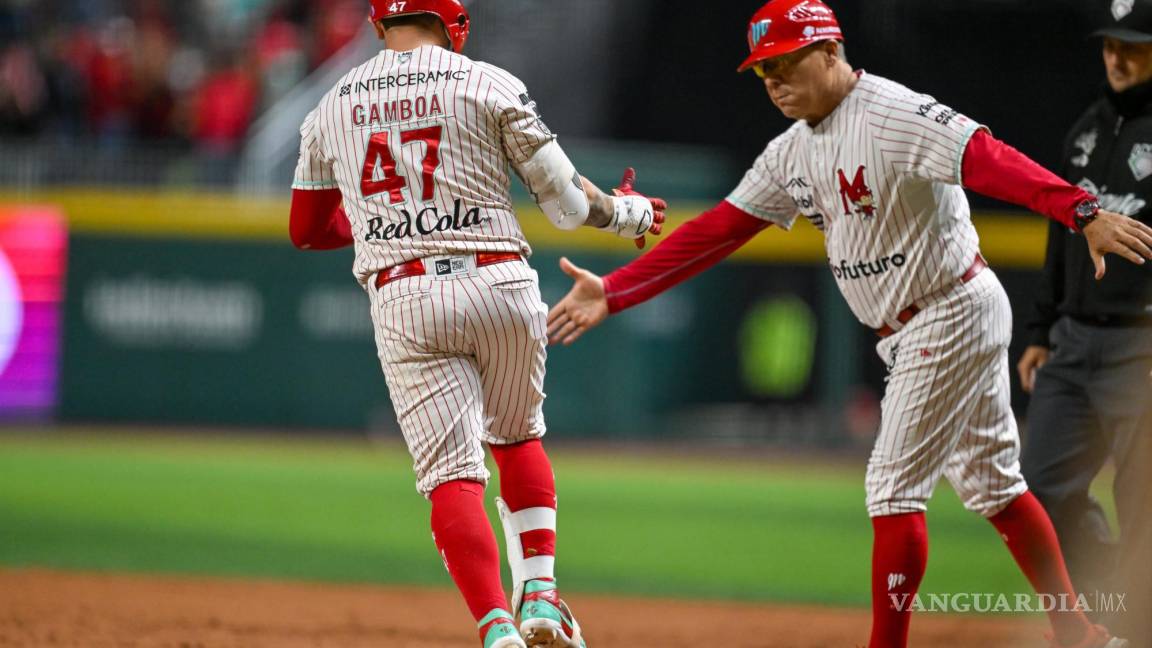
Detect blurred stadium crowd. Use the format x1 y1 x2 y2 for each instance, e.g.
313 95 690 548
0 0 366 153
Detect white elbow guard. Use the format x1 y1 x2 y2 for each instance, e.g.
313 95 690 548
515 141 589 230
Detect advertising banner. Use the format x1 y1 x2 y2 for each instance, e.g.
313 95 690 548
58 232 1043 443
0 208 67 420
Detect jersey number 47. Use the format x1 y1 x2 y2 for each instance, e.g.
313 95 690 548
360 125 443 204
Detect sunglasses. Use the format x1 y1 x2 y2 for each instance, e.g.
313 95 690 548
751 44 819 79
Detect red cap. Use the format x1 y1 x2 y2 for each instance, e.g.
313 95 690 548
369 0 471 53
738 0 843 73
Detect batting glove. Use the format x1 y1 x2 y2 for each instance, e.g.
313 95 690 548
602 168 667 248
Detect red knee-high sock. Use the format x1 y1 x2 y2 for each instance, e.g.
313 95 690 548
429 480 509 623
989 491 1092 646
490 440 557 569
869 513 928 648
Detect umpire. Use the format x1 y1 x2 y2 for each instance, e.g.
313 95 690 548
1018 1 1152 642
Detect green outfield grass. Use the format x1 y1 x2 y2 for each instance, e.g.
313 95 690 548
0 430 1079 607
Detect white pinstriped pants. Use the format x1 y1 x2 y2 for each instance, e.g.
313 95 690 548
867 269 1029 518
367 256 548 497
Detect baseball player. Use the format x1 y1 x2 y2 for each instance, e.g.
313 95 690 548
287 2 665 647
545 2 1152 647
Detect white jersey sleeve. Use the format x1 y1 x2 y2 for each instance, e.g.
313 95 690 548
873 88 986 186
726 132 801 229
479 65 557 165
291 108 338 191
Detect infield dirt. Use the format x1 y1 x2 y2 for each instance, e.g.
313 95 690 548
0 568 1046 647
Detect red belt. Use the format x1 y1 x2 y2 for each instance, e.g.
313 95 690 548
874 253 988 338
374 251 522 289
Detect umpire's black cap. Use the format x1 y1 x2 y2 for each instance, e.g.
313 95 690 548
1094 0 1152 42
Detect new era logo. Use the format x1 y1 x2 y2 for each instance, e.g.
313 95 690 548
434 258 467 276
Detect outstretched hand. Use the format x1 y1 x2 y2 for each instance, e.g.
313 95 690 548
1082 210 1152 279
613 168 667 249
546 257 609 345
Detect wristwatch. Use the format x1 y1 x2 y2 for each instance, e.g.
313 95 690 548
1073 199 1100 232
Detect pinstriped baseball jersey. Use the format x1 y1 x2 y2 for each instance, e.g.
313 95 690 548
293 44 552 287
727 72 986 330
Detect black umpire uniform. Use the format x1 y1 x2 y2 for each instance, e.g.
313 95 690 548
1020 4 1152 644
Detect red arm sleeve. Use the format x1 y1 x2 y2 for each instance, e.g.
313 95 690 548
603 200 772 314
960 129 1091 230
289 188 353 250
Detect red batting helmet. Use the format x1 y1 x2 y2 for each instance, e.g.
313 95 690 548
369 0 471 53
738 0 843 73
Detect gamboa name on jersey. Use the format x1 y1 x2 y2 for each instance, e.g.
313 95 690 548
365 199 490 241
352 93 445 128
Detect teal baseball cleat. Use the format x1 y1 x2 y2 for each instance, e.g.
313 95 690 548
518 579 586 648
478 608 526 648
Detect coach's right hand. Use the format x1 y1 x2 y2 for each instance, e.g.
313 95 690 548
547 257 608 345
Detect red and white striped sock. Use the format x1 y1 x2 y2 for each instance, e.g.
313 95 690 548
491 440 557 581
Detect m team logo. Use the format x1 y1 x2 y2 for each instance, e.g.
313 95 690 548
1129 143 1152 181
1113 0 1135 21
837 166 877 218
749 19 772 48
